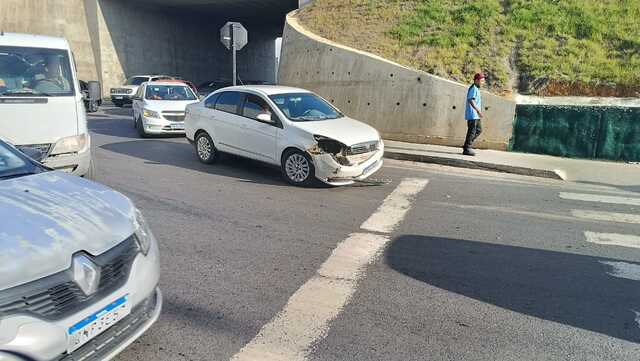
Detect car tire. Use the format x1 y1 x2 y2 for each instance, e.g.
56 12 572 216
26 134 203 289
281 149 315 186
136 117 148 138
88 101 98 113
195 132 218 164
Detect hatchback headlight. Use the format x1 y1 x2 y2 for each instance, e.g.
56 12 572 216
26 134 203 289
50 133 88 155
134 209 154 255
143 109 160 118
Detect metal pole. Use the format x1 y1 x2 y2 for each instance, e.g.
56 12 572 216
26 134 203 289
231 23 237 86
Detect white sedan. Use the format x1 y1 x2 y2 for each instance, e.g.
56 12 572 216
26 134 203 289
131 81 200 137
184 85 384 186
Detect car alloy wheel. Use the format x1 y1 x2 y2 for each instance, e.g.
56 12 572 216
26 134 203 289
195 133 218 164
285 153 311 183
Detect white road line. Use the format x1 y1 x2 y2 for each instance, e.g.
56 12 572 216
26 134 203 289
600 261 640 281
585 232 640 249
572 210 640 224
560 192 640 206
360 178 429 234
231 178 428 361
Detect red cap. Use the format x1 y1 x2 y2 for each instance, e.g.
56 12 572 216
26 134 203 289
474 72 485 81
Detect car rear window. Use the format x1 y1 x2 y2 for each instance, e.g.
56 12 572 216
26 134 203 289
214 91 242 114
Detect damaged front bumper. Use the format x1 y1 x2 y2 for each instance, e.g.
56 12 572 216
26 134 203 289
311 142 385 186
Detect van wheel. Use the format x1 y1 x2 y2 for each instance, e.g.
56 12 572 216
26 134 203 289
195 132 218 164
281 149 315 186
136 117 148 138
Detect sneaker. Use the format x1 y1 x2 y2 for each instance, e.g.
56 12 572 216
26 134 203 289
463 148 476 156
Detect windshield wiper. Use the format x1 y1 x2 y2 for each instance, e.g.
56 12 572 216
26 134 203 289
0 89 53 97
0 170 39 180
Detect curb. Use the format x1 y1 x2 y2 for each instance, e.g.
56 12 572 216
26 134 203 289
384 150 564 181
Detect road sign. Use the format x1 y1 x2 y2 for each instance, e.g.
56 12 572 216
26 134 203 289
220 22 248 86
220 22 248 51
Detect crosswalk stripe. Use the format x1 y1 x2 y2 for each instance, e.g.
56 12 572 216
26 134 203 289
585 232 640 249
600 261 640 281
360 178 429 234
572 210 640 224
230 179 428 361
560 192 640 206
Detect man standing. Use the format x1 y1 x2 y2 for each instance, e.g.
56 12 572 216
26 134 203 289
463 72 485 156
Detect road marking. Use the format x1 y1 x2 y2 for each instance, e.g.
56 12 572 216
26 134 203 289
231 179 428 361
360 178 429 234
560 192 640 206
600 261 640 281
585 232 640 249
572 210 640 224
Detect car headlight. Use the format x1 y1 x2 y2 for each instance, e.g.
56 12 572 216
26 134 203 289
134 208 154 256
143 109 160 118
50 133 88 155
126 89 133 94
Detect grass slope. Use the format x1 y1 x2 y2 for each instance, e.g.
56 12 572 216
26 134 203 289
298 0 640 97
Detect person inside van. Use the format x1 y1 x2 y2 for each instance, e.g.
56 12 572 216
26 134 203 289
33 55 70 93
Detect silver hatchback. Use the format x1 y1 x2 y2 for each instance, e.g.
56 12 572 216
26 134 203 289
0 140 161 361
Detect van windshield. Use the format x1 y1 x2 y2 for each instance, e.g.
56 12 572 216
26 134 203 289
0 46 75 97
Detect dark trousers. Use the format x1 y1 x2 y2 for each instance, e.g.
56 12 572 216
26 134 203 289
464 119 482 150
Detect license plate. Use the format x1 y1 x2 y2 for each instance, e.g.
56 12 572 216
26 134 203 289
113 96 123 100
170 123 185 130
67 295 130 353
363 160 379 175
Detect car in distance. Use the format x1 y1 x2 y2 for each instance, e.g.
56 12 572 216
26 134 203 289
132 81 200 137
110 75 171 107
184 85 384 186
0 137 162 361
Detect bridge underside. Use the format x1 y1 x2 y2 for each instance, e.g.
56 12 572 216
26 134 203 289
0 0 299 93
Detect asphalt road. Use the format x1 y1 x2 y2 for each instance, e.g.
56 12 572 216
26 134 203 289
88 105 640 361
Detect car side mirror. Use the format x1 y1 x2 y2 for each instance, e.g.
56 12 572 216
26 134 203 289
256 113 275 123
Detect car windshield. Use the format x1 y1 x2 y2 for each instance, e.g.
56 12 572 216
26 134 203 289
145 85 197 101
0 46 75 97
269 93 343 121
127 76 150 86
0 141 39 179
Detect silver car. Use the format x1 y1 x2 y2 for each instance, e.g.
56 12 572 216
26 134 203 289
0 140 162 361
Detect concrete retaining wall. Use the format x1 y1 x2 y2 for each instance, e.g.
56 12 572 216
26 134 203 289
1 0 280 95
278 13 517 150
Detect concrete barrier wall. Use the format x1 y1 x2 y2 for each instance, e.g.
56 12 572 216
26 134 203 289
278 13 517 150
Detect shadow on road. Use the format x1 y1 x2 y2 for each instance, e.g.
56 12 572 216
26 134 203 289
102 106 133 117
100 139 293 187
386 235 640 343
89 117 184 140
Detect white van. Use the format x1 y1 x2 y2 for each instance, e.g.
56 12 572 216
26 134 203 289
0 33 93 177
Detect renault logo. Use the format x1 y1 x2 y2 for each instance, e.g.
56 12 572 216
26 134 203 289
71 254 101 296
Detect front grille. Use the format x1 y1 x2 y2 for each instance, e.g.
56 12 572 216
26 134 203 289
55 291 158 361
16 143 52 162
347 141 379 155
0 236 139 320
162 111 185 122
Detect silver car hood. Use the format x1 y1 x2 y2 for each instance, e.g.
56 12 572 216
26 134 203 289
0 172 136 291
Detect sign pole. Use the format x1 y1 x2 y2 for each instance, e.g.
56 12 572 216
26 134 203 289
231 23 237 86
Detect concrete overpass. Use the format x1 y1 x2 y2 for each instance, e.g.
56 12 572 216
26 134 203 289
0 0 299 93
